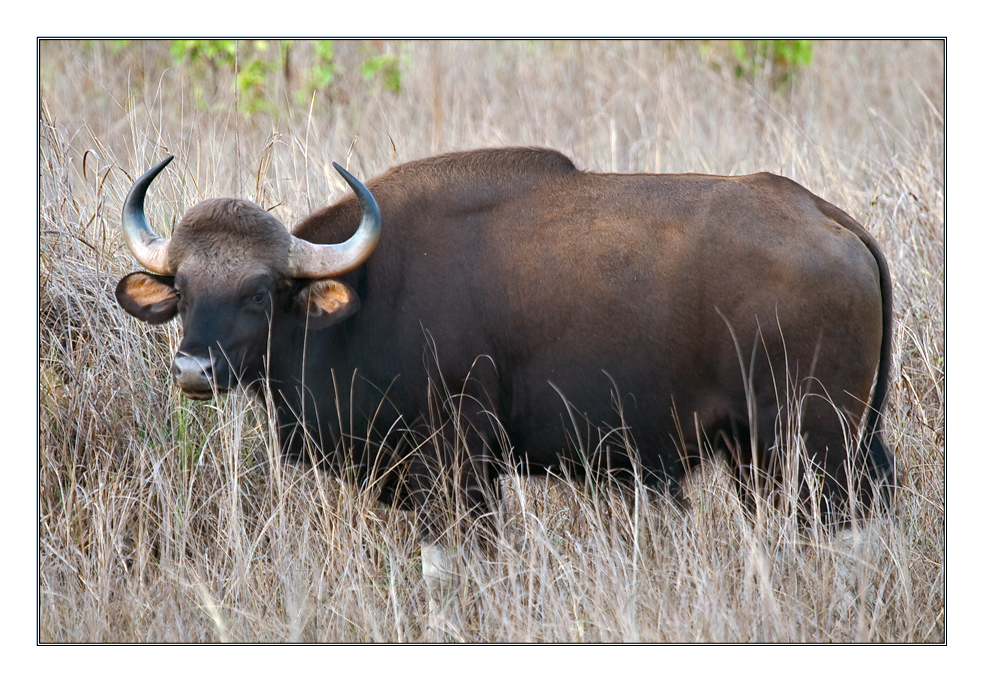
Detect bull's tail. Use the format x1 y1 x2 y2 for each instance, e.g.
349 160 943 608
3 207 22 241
817 199 897 505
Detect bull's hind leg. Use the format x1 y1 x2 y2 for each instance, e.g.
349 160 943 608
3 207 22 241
720 401 893 526
714 411 785 518
794 397 896 525
797 423 864 525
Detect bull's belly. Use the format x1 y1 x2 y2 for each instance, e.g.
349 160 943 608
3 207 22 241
502 374 695 476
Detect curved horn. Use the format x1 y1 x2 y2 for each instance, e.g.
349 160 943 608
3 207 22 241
121 155 174 274
288 162 381 278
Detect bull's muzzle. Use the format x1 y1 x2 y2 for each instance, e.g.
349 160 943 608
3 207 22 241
171 354 223 400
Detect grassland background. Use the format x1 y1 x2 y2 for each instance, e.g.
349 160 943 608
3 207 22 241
38 39 944 644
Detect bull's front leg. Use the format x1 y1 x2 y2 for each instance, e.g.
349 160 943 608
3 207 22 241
420 540 458 637
407 421 502 640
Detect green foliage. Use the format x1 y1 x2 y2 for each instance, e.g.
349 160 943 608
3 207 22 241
358 43 410 94
170 40 273 114
163 39 408 114
734 40 812 77
234 48 271 113
292 40 341 106
704 39 814 92
170 39 238 67
311 40 341 90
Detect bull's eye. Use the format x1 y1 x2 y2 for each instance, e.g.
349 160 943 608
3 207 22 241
250 290 268 306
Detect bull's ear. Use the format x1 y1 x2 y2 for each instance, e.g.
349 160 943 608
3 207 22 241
295 278 359 329
116 272 179 324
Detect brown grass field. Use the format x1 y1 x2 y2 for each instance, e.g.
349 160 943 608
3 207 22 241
38 39 944 643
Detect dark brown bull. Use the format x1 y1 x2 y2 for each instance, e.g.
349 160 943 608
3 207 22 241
116 148 895 571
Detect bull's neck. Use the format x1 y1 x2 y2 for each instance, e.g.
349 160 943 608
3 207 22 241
258 323 352 462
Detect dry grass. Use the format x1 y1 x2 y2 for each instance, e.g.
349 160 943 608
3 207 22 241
38 39 944 642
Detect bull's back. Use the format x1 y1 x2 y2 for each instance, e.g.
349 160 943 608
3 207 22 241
480 170 882 358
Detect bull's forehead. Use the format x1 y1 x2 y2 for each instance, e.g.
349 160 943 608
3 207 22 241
174 256 280 295
166 198 292 274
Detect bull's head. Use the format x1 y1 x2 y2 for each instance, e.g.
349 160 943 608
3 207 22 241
115 156 380 399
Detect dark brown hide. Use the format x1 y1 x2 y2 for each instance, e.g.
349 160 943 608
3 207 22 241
117 148 895 532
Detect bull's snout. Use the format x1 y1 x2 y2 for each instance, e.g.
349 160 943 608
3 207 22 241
171 354 221 399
